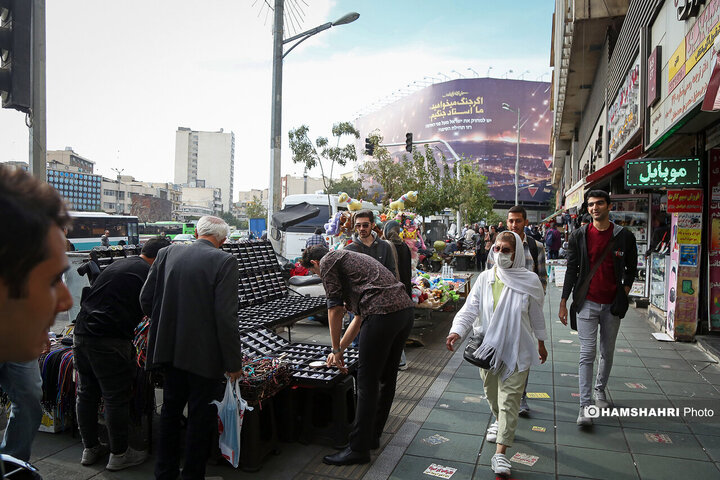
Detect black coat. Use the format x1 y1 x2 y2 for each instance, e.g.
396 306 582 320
140 239 243 379
562 223 638 317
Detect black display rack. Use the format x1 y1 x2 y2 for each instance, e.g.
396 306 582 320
221 240 326 331
239 329 359 386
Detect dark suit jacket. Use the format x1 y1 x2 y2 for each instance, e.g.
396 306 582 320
140 239 242 379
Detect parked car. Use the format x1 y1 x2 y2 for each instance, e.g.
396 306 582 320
171 233 196 244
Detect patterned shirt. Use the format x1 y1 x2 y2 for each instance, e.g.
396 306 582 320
320 249 414 317
487 235 547 291
305 234 327 249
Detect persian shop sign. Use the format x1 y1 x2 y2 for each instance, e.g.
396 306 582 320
608 57 640 161
625 157 701 188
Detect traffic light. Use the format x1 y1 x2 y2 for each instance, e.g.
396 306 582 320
364 137 375 156
0 0 32 113
405 132 413 153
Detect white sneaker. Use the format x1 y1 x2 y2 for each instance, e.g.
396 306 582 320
105 447 148 471
577 407 593 426
491 453 512 476
81 443 108 466
594 389 611 408
486 420 499 443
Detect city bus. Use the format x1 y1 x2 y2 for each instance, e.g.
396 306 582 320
67 212 140 250
138 221 196 242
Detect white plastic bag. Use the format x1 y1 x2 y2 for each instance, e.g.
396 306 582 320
211 378 252 468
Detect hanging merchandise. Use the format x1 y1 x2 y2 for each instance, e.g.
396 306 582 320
37 345 76 433
212 378 253 469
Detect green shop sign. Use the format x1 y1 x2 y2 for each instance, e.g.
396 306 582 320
625 157 701 188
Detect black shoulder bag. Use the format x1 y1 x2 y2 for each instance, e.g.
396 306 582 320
569 237 615 330
463 331 493 369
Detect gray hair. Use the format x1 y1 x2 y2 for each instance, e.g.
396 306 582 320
196 216 230 242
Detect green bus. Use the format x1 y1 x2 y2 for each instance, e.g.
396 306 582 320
138 221 195 241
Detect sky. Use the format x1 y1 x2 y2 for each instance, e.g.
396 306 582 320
0 0 555 201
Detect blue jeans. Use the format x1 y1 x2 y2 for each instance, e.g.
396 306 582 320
576 300 621 407
0 360 43 461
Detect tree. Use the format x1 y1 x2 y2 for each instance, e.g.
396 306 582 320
246 196 267 219
289 122 360 209
326 176 366 199
218 211 238 227
357 132 407 205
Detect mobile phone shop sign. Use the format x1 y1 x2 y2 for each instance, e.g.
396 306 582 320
625 158 701 188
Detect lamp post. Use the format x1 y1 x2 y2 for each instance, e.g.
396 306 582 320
268 2 359 226
502 103 521 205
111 167 124 214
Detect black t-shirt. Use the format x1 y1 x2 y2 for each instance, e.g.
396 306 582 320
75 256 150 339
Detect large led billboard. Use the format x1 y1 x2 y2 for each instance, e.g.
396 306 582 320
354 78 553 205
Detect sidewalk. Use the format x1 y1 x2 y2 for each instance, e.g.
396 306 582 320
366 284 720 480
10 282 720 479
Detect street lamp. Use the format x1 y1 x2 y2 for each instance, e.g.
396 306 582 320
502 103 521 205
111 167 124 214
268 2 359 226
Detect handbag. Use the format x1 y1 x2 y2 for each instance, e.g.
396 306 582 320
463 332 493 369
569 237 615 330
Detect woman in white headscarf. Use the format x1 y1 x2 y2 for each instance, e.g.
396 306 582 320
446 230 547 478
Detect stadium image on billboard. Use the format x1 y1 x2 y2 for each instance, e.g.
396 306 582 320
354 78 552 206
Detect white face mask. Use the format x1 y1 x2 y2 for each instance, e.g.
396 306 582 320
496 252 514 269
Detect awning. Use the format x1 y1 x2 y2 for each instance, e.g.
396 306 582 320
270 202 320 230
702 49 720 112
586 143 644 186
540 209 563 223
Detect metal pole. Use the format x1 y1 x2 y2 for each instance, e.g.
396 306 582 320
515 108 520 205
456 159 462 230
268 0 284 227
28 0 45 181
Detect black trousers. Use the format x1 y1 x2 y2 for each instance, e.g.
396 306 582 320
73 335 135 455
349 307 414 453
155 366 223 480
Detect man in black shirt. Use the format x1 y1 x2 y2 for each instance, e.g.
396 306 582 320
73 237 170 471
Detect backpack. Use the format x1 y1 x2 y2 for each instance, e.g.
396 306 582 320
545 229 555 248
527 237 540 276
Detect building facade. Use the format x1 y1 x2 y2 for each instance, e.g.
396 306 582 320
550 0 718 339
46 148 102 211
101 175 181 218
174 127 235 211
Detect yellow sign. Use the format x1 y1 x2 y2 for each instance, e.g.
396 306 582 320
686 22 720 73
678 228 702 244
526 392 550 399
668 41 686 83
531 426 547 432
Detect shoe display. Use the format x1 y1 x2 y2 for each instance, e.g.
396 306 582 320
486 420 499 443
80 443 108 466
594 389 611 408
518 395 530 416
576 407 593 426
322 447 370 466
105 447 148 471
491 453 512 476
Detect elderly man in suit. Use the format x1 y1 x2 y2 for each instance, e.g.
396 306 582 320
140 215 243 480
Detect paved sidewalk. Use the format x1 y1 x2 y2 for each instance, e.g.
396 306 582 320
365 284 720 480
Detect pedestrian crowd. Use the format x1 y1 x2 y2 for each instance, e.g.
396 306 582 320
0 164 635 480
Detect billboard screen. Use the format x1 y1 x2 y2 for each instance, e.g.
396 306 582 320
354 78 553 205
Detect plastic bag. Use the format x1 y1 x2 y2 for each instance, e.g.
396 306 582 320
210 378 252 468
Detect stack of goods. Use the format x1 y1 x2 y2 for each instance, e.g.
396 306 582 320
239 329 359 387
221 241 326 330
38 344 76 432
412 274 461 308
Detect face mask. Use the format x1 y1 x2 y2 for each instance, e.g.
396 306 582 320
496 252 514 269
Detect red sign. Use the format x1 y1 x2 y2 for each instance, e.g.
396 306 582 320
648 46 661 108
528 187 538 197
709 149 720 331
667 189 703 212
544 159 553 169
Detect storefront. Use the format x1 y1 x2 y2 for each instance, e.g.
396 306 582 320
625 157 703 339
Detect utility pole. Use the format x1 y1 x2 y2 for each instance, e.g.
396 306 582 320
28 0 46 181
268 0 284 228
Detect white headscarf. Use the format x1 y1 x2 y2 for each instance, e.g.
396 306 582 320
472 230 544 380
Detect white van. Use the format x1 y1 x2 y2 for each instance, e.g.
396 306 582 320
271 193 383 261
